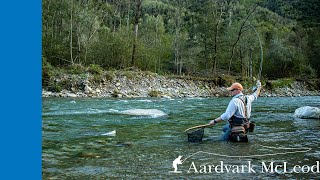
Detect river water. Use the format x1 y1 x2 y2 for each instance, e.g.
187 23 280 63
42 96 320 179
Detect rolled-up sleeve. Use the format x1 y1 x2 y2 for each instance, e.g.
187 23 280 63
252 91 258 100
247 92 258 103
220 100 237 121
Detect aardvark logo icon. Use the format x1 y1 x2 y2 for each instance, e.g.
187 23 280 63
171 155 183 173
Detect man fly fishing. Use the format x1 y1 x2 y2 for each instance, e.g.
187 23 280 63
209 81 262 142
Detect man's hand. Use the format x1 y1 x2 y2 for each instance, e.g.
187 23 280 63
256 80 261 88
209 119 216 126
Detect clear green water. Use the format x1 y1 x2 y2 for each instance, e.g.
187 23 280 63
42 96 320 179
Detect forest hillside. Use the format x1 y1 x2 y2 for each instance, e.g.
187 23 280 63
42 0 320 93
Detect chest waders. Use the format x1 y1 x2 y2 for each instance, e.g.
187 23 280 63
228 96 255 142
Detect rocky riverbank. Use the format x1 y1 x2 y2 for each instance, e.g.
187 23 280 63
42 70 320 98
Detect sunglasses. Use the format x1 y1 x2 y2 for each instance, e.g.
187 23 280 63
230 89 239 92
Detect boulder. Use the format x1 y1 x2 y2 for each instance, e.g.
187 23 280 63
294 106 320 119
66 92 77 98
84 85 93 94
42 90 53 97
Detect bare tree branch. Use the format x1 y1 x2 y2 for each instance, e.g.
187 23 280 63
228 4 258 75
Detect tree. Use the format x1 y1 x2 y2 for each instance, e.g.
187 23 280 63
42 0 320 79
131 0 143 67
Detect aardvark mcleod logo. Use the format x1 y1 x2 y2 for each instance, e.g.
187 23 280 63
170 155 183 173
168 145 316 174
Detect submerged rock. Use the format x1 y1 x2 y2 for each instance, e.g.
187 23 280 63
294 106 320 119
76 152 100 158
115 142 133 147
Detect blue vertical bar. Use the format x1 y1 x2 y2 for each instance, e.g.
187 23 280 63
0 0 42 179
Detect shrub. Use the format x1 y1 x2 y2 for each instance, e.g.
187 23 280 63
67 63 86 74
104 71 114 81
122 71 135 80
148 90 161 97
112 89 121 97
91 75 103 85
217 75 235 87
48 83 62 92
42 57 55 87
88 64 103 75
268 78 294 89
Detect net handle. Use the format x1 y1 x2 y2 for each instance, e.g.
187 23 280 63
184 124 212 132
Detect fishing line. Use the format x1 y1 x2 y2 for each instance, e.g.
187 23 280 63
181 144 311 163
247 22 263 81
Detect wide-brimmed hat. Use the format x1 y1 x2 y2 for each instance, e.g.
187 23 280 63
226 82 243 91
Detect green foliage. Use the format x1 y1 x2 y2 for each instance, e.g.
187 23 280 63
112 89 121 98
148 90 161 97
306 29 320 78
48 83 62 93
88 64 103 75
85 64 104 84
67 63 86 74
42 0 320 83
104 71 115 81
304 79 320 91
268 78 294 89
88 28 132 69
42 57 57 87
47 79 71 93
91 75 103 85
220 75 237 87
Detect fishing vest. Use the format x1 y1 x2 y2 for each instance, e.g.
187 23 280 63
228 95 249 128
229 95 249 142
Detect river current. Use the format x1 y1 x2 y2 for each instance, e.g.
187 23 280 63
42 96 320 179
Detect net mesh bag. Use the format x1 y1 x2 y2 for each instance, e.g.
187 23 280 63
186 128 204 143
